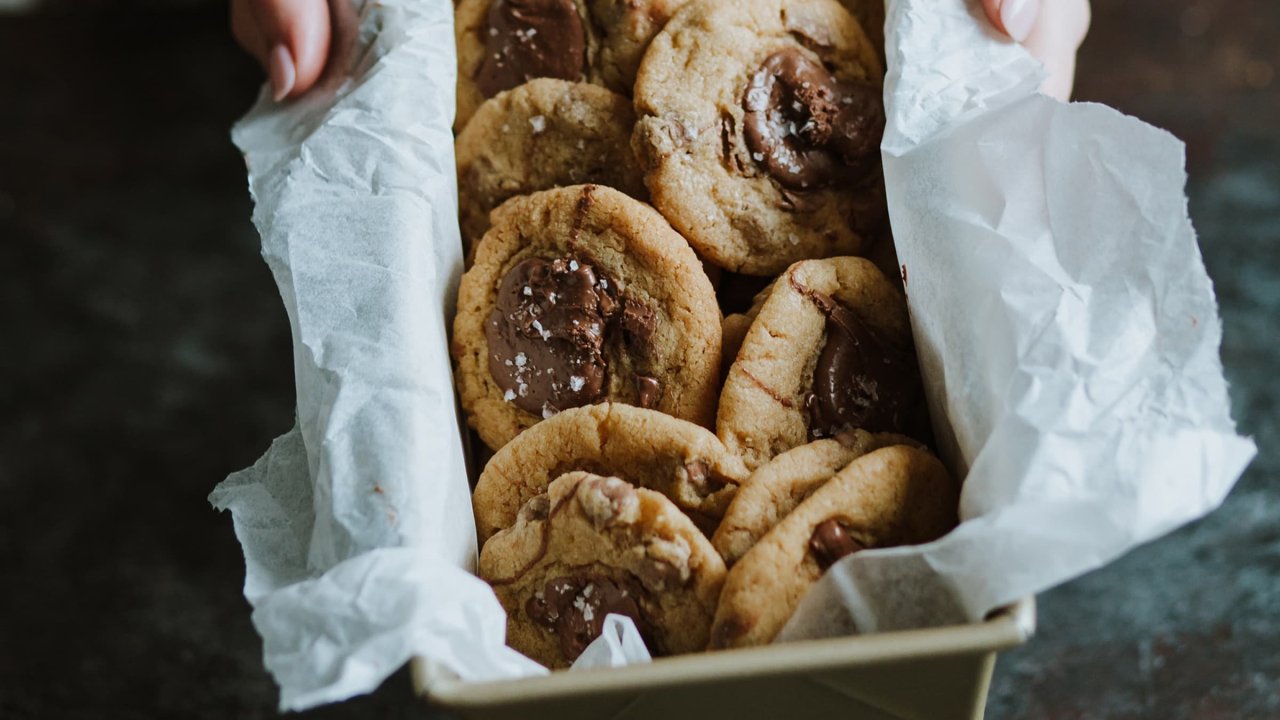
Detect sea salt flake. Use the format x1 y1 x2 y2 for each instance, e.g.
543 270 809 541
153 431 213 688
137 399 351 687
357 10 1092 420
502 389 516 402
569 376 586 392
529 115 547 133
568 260 579 271
523 286 532 296
514 352 527 367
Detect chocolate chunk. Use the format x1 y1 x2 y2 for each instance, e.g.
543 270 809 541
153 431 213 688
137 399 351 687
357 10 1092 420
807 299 924 439
525 573 650 661
518 493 551 522
577 475 640 528
809 518 865 570
636 375 662 408
621 295 656 352
486 256 615 416
475 0 587 99
486 255 660 417
636 557 683 593
742 48 884 191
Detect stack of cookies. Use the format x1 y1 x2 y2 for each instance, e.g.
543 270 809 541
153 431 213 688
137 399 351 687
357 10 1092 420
449 0 959 669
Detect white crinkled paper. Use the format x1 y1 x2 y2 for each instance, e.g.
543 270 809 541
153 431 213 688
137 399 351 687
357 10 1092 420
212 0 1256 709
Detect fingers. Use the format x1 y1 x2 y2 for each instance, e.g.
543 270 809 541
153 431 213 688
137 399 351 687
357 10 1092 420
982 0 1040 42
1024 0 1091 101
981 0 1091 101
231 0 332 101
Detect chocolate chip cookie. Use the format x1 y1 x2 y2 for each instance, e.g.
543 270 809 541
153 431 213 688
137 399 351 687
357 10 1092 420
453 184 722 451
455 0 690 130
632 0 886 275
479 471 727 667
455 79 647 250
716 257 929 471
712 429 920 566
708 445 958 649
472 402 749 542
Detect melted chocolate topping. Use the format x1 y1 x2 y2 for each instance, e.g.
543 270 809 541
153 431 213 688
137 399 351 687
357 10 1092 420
807 299 924 439
636 375 662 408
525 573 651 661
486 255 658 416
475 0 586 99
742 48 884 191
809 519 865 570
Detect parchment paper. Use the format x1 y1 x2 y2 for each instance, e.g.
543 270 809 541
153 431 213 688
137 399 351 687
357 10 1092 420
211 0 1256 709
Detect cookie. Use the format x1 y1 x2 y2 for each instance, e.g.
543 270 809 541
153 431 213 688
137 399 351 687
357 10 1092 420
712 429 921 566
455 0 689 129
455 79 647 250
716 257 929 471
472 402 749 542
453 184 722 451
479 472 726 668
708 445 958 649
632 0 886 275
839 0 885 60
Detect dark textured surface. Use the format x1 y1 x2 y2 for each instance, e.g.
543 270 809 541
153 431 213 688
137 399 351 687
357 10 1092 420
0 2 1275 718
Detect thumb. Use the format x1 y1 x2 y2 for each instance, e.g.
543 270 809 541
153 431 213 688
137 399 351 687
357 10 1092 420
982 0 1041 42
231 0 332 101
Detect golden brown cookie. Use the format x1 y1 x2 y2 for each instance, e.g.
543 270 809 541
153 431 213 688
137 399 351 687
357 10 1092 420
455 0 690 130
716 257 929 471
712 429 921 566
472 403 749 542
480 472 726 668
455 79 647 250
708 445 958 649
453 184 722 451
632 0 886 275
839 0 885 60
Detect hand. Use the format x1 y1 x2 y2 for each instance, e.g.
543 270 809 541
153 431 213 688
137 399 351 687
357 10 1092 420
231 0 332 101
982 0 1091 101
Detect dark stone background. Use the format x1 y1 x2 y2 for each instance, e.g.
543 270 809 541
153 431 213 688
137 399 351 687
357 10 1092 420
0 1 1275 718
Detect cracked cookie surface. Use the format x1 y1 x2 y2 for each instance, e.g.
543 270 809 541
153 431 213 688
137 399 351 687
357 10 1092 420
472 403 749 542
709 445 957 649
712 429 922 566
480 471 726 667
455 79 647 251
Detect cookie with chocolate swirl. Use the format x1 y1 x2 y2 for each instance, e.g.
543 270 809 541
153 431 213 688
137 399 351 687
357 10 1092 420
632 0 887 275
455 0 691 130
712 429 922 567
453 184 722 451
716 257 930 471
479 471 726 668
708 445 957 650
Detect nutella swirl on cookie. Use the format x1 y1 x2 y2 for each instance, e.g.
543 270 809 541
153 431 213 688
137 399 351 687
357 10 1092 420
485 255 659 419
743 48 884 191
525 572 653 660
475 0 586 98
805 296 925 440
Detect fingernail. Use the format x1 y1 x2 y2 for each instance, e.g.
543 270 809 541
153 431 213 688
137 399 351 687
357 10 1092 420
268 44 296 102
1000 0 1040 42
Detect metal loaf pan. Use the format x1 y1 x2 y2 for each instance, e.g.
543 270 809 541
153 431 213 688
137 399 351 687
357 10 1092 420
414 597 1034 720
